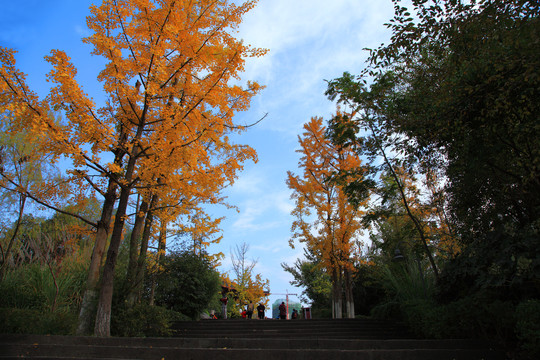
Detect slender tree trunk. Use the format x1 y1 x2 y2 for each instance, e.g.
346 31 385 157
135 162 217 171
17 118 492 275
331 267 343 319
126 194 144 285
125 198 149 307
76 179 118 335
94 182 133 337
77 128 126 335
344 267 354 319
0 194 26 281
94 142 139 337
149 220 167 306
369 123 439 281
127 193 158 306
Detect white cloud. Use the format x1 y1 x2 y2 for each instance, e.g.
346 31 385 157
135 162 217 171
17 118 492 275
75 25 91 38
238 0 394 68
218 255 233 274
231 187 294 230
233 210 281 231
279 244 307 266
251 243 276 253
230 169 266 195
239 0 385 52
235 0 397 139
275 189 294 214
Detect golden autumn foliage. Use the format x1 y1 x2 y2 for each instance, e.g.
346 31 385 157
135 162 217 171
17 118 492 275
287 116 367 318
1 0 266 217
288 117 365 272
221 272 269 317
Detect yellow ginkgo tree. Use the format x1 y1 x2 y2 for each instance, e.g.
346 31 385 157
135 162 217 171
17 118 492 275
287 116 368 318
0 0 266 337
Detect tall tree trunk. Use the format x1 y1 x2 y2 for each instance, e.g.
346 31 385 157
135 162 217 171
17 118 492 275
124 197 149 307
344 267 354 319
94 182 133 337
94 142 139 337
0 194 26 281
331 267 343 319
76 178 118 335
126 194 145 286
127 193 158 306
149 220 167 306
77 127 127 336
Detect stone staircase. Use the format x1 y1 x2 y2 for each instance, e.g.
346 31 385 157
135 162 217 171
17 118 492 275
0 318 506 359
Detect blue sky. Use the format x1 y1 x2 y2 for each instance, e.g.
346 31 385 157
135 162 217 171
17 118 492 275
1 0 397 310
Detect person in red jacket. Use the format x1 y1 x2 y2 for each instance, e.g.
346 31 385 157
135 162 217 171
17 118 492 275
279 302 287 320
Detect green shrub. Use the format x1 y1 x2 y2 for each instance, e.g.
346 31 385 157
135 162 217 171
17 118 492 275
0 264 85 312
111 304 187 337
369 287 517 343
0 268 47 309
0 307 76 335
38 309 77 335
516 299 540 356
399 294 516 342
311 305 332 319
432 296 483 339
400 299 437 337
371 260 436 331
370 300 401 320
150 251 221 319
0 308 42 334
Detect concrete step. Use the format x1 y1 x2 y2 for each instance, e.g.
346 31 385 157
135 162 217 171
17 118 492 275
0 343 505 360
0 333 506 360
173 318 407 328
0 334 502 350
171 331 413 339
172 318 414 328
0 318 506 359
172 318 415 339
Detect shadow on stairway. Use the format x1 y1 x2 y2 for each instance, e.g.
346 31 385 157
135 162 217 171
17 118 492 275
0 318 507 359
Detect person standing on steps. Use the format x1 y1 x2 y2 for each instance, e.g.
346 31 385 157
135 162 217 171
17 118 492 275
246 301 254 319
291 309 298 319
279 301 287 320
220 296 228 319
257 303 266 320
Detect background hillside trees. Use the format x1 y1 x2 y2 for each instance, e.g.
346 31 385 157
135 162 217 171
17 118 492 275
328 0 540 300
321 0 540 351
379 0 540 238
325 75 441 281
0 112 67 280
